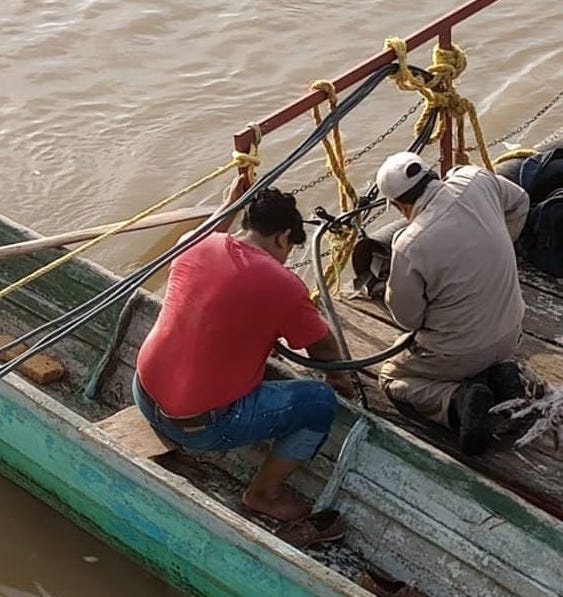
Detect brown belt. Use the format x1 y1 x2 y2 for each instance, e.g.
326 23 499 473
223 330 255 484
138 380 229 430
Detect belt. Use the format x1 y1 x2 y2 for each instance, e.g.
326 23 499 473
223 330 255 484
137 379 229 431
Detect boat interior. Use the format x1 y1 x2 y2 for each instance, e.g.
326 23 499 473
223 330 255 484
0 213 561 595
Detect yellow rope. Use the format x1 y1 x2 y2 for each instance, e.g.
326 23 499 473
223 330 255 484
309 80 359 300
492 148 538 167
0 147 260 301
385 37 494 172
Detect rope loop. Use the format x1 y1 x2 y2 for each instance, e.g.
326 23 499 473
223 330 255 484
309 80 359 299
245 121 263 146
385 37 493 172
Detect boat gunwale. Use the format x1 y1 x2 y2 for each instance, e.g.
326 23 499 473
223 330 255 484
0 371 373 597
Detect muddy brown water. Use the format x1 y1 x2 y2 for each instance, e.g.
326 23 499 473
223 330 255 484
0 0 562 594
0 476 185 596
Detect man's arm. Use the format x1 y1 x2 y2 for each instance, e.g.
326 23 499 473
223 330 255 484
176 175 249 246
213 174 250 233
494 174 530 241
385 249 427 331
306 330 355 399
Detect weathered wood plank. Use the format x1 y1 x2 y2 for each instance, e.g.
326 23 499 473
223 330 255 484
0 258 121 338
0 218 128 353
331 296 563 515
519 258 563 298
339 474 557 597
521 285 563 348
98 405 176 458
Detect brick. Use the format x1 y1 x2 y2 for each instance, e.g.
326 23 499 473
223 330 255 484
0 334 65 385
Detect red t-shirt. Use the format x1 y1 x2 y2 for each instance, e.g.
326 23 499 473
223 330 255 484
136 233 329 416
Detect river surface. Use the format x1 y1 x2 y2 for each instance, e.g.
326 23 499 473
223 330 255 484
0 476 184 597
0 0 561 595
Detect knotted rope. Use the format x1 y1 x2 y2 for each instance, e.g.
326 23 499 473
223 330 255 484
385 37 494 171
309 80 359 299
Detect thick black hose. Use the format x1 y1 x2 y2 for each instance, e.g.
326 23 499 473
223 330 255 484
310 219 368 404
272 108 437 372
274 331 415 371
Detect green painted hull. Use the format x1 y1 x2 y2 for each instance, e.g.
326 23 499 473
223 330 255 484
0 375 363 597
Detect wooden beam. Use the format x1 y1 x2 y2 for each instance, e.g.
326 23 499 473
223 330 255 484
98 406 176 458
0 205 218 259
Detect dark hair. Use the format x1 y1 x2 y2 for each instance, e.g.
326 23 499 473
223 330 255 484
242 187 306 245
395 168 439 205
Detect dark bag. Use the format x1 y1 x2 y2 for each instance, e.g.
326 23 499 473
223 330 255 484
517 187 563 277
351 218 406 298
518 147 563 203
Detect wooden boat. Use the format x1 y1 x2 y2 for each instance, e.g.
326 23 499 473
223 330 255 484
0 207 561 597
0 2 562 596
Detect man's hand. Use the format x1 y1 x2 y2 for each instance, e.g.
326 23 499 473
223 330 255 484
215 174 251 233
306 331 357 400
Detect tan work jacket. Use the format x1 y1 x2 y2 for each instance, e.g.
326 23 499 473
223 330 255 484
385 166 529 355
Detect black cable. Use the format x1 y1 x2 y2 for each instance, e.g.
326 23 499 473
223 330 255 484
274 331 415 371
0 63 430 378
272 108 437 372
311 219 368 406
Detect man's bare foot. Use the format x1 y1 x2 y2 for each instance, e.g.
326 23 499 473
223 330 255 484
242 487 311 522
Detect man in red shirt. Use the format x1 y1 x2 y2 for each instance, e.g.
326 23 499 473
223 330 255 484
134 176 351 521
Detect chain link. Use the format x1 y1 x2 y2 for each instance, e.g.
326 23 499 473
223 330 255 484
287 249 331 271
286 90 562 271
466 89 563 152
290 100 423 195
363 204 387 227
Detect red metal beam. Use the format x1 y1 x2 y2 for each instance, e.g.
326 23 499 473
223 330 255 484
234 0 500 154
439 29 453 176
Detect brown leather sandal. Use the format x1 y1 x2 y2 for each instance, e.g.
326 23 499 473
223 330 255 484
274 509 346 548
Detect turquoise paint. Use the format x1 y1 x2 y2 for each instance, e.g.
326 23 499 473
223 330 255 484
0 383 327 597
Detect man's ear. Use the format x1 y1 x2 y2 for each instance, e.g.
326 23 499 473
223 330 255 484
275 229 292 247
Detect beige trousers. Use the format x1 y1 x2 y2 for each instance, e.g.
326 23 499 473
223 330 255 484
379 326 522 427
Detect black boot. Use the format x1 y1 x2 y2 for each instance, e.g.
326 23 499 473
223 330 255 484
486 361 526 405
450 383 494 456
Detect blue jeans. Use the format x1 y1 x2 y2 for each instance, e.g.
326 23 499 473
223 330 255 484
132 374 337 462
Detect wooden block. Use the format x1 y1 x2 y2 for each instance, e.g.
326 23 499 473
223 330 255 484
98 405 176 458
0 334 65 385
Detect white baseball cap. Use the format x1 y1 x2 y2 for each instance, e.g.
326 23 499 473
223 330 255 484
376 152 430 202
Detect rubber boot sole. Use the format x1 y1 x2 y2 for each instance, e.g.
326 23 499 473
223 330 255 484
459 384 494 456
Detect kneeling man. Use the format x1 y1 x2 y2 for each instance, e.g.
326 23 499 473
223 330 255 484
376 153 529 455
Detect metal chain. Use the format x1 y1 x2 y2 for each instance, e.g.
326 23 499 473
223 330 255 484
466 89 563 152
363 204 387 228
288 206 388 271
290 90 562 194
291 100 424 195
287 90 562 271
288 248 331 271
